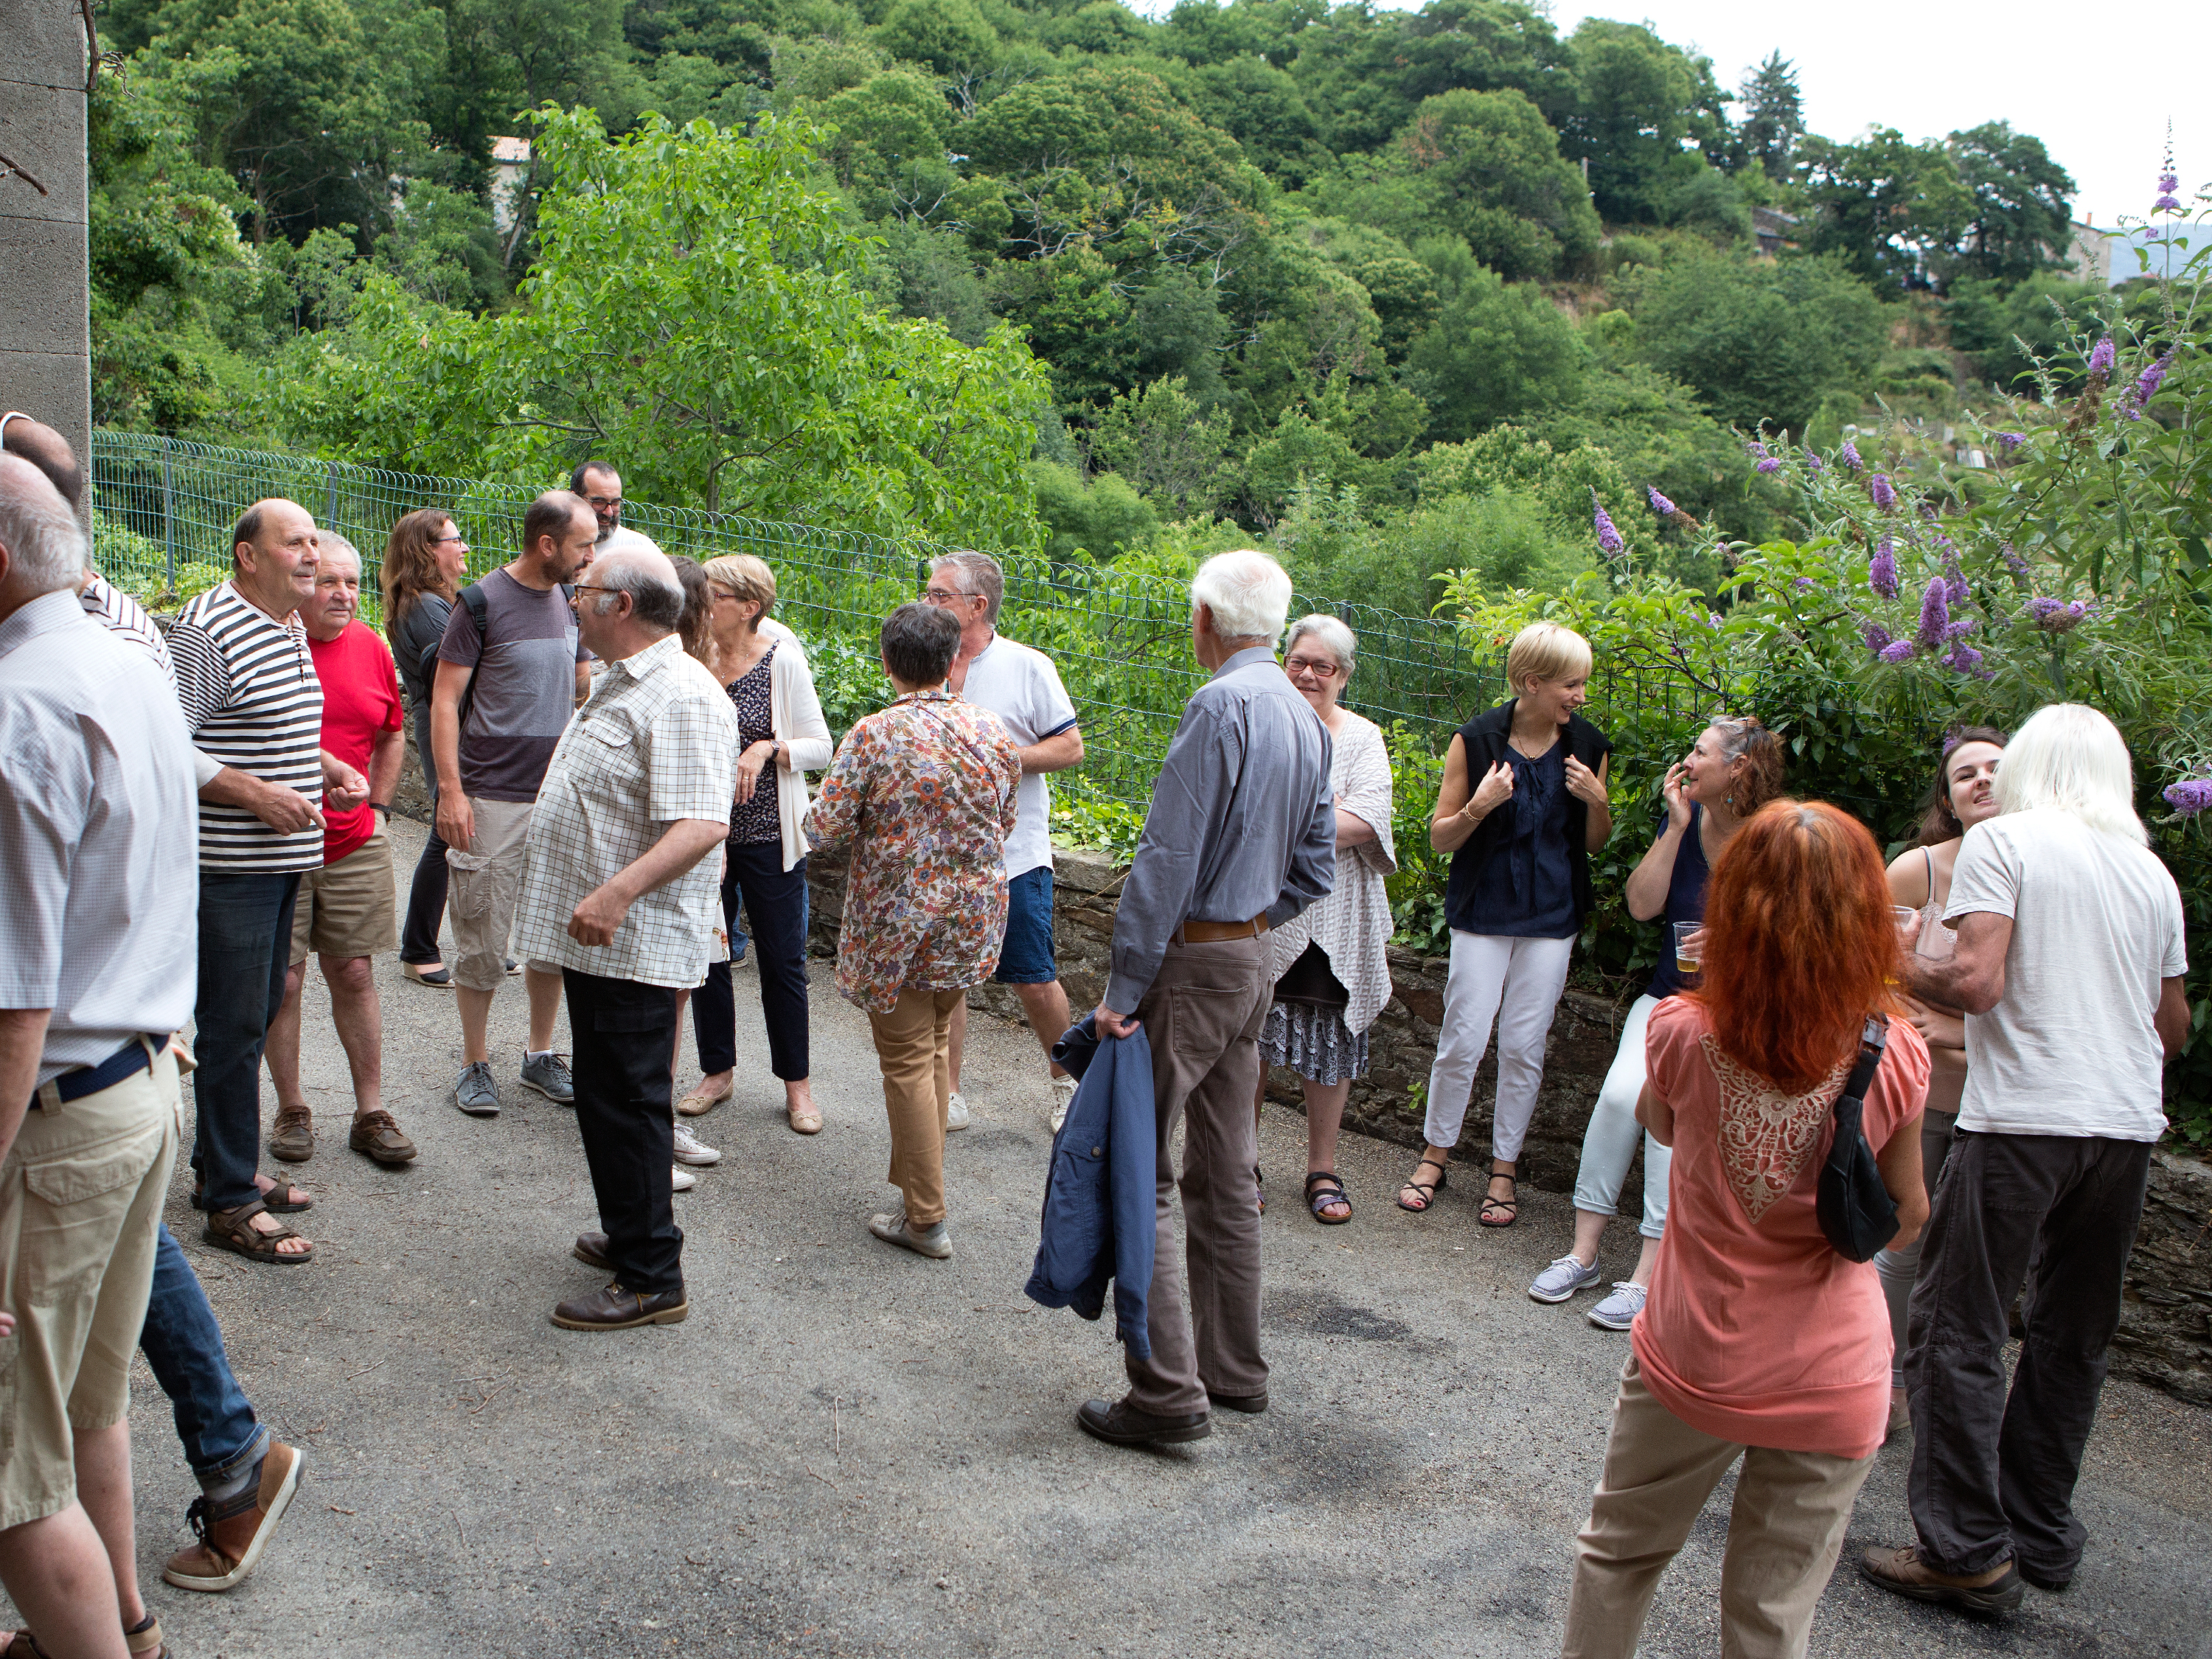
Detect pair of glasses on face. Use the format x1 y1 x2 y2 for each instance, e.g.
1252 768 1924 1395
1284 655 1342 680
922 587 977 605
585 495 622 511
431 534 467 547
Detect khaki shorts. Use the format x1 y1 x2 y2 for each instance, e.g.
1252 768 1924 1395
445 796 535 991
290 821 398 964
0 1044 178 1531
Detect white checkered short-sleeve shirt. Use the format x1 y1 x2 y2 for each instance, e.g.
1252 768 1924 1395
513 633 736 988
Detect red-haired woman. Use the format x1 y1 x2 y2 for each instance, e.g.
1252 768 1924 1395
1562 801 1931 1659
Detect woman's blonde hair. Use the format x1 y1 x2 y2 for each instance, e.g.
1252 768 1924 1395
1504 620 1593 694
699 554 776 623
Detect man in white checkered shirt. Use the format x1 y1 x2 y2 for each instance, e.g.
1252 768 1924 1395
513 544 734 1332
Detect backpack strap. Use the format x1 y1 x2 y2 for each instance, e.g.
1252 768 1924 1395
459 581 489 637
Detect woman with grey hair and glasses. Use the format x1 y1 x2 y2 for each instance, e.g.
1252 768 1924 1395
1255 615 1397 1222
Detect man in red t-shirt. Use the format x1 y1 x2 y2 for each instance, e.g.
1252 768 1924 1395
262 536 417 1168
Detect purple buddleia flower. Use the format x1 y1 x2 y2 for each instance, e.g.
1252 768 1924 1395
1879 640 1917 664
2028 597 2092 633
1871 473 1897 510
1806 453 1823 475
2163 779 2212 817
1944 558 1968 604
1839 439 1864 470
2155 192 2184 212
1941 617 1978 642
1996 431 2027 455
2128 349 2176 418
2087 336 2115 383
1756 456 1782 474
1592 495 1624 555
2156 148 2183 213
1862 621 1893 653
1916 577 1950 650
2003 543 2030 578
1794 576 1815 590
1707 611 1724 629
1869 538 1899 598
1646 485 1677 518
1943 639 1990 678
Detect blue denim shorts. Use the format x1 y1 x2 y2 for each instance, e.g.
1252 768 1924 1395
993 866 1057 984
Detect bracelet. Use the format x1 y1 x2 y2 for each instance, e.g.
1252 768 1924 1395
371 801 390 818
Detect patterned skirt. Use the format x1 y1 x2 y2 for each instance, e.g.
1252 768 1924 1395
1262 1001 1370 1086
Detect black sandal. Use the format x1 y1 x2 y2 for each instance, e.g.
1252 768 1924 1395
1397 1156 1448 1212
1304 1171 1352 1225
1479 1166 1519 1228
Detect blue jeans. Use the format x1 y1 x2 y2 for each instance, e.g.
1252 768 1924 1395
192 870 300 1213
140 1223 267 1492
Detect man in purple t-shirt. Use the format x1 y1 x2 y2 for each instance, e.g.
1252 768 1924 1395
430 490 594 1117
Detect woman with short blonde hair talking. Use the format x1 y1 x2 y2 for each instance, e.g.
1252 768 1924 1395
1399 621 1612 1225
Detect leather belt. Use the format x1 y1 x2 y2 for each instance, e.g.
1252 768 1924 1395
29 1035 163 1113
1172 913 1270 945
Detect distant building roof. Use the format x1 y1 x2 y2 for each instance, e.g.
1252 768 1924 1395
491 136 532 164
2065 218 2202 288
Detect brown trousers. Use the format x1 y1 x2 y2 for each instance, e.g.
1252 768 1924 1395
1124 934 1273 1416
1562 1357 1876 1659
866 985 964 1228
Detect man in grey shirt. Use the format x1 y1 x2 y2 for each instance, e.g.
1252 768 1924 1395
1082 549 1335 1448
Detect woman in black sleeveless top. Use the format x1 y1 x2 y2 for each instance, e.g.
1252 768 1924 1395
1399 622 1613 1227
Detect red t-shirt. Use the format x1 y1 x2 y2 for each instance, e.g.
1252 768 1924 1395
1632 997 1930 1460
308 621 404 865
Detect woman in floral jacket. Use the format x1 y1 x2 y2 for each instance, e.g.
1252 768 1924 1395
806 603 1021 1260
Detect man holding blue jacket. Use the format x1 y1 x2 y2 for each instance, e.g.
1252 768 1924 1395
1082 549 1335 1448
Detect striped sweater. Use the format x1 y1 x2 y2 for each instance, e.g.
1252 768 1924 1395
169 581 325 873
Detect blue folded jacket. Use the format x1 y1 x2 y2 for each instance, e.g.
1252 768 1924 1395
1023 1013 1156 1360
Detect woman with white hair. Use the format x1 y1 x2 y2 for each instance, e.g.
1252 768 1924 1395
1399 621 1612 1227
1257 614 1397 1223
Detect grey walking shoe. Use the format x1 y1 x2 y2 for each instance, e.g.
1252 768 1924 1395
1529 1253 1603 1304
453 1060 500 1117
1587 1281 1648 1331
869 1208 952 1259
520 1050 574 1104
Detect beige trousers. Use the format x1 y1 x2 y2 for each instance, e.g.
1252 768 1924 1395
866 986 964 1228
1562 1357 1876 1659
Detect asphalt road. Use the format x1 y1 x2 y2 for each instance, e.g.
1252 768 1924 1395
15 818 2208 1658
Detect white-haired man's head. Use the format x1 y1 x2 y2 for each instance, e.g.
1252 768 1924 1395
585 545 685 633
0 453 89 606
1994 702 2145 846
1189 550 1293 649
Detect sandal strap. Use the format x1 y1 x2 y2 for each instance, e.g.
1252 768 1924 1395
1302 1171 1346 1192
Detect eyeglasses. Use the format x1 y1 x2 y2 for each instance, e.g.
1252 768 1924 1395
570 583 615 601
584 495 622 511
922 587 978 604
431 534 467 546
1284 655 1343 679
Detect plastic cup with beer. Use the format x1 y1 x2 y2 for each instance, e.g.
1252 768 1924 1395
1672 921 1703 976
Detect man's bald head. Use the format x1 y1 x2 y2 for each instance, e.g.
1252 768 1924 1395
0 454 90 600
585 545 684 633
0 413 83 508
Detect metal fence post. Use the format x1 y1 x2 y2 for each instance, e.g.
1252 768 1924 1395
160 437 175 592
325 463 339 533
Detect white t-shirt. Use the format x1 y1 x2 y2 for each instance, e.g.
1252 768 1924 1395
1946 808 2187 1141
957 632 1077 880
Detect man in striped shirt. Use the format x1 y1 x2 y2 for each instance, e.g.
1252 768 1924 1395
170 498 366 1266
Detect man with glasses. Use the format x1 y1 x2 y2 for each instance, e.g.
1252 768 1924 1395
431 491 596 1117
572 459 664 560
922 552 1085 1130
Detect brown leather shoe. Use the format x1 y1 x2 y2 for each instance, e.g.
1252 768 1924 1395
268 1107 314 1164
1077 1397 1210 1446
1859 1543 2024 1616
162 1441 303 1592
574 1231 612 1270
552 1282 688 1330
347 1110 417 1166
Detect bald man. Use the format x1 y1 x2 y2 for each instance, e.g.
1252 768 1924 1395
512 545 734 1331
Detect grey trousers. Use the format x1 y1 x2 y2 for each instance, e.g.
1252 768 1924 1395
1873 1107 1957 1387
1904 1130 2153 1581
1124 934 1273 1416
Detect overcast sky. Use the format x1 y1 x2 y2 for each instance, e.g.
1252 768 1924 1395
1548 1 2210 229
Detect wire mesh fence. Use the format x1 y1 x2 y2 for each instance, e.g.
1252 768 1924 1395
89 432 1705 813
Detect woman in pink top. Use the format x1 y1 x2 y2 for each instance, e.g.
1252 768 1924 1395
1562 801 1931 1659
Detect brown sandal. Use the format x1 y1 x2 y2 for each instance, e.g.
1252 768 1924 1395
1479 1166 1519 1228
127 1613 168 1658
193 1175 311 1214
1397 1156 1448 1212
204 1199 313 1265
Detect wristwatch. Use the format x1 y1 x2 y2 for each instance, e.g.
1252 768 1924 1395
371 801 391 819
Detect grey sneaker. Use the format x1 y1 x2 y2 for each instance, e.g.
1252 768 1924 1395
869 1208 952 1259
1049 1074 1077 1133
1529 1253 1603 1304
520 1051 574 1104
454 1060 500 1117
1588 1281 1648 1331
945 1091 970 1132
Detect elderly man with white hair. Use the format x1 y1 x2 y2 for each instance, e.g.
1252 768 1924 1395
513 544 735 1331
1079 549 1336 1448
1862 703 2189 1616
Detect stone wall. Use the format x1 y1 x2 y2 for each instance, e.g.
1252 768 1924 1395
803 840 2211 1408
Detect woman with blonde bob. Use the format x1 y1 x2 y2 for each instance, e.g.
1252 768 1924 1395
1562 801 1930 1659
1400 621 1612 1225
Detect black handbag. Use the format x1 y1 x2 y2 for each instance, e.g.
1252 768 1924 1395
1816 1015 1902 1262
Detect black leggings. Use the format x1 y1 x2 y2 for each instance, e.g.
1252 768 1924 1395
400 822 450 966
692 841 810 1079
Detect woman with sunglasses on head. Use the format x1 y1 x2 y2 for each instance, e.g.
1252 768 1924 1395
1531 715 1784 1329
382 509 471 988
1873 725 2006 1439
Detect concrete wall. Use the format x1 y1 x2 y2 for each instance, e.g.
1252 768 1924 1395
0 0 92 509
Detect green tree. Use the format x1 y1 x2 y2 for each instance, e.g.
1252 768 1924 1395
1731 52 1801 183
1796 128 1972 294
1384 87 1601 279
285 107 1048 545
1402 254 1585 440
1088 375 1235 515
1943 122 2076 287
1554 20 1727 224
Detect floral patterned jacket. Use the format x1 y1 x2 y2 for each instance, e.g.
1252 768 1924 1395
804 690 1023 1013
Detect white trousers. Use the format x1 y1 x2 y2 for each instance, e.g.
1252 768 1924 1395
1422 931 1574 1158
1571 993 1674 1240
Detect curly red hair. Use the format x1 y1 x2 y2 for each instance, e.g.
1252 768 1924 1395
1691 799 1902 1092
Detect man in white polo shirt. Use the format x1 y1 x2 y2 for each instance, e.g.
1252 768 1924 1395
923 552 1085 1130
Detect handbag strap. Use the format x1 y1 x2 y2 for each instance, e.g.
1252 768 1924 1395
1834 1014 1890 1115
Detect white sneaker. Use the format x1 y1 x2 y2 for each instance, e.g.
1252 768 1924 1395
1049 1074 1077 1133
672 1124 720 1166
671 1165 697 1192
945 1091 970 1132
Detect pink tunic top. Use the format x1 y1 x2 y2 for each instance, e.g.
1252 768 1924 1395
1632 997 1930 1459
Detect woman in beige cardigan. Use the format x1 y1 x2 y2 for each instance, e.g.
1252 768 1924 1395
673 554 835 1137
1256 614 1397 1223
